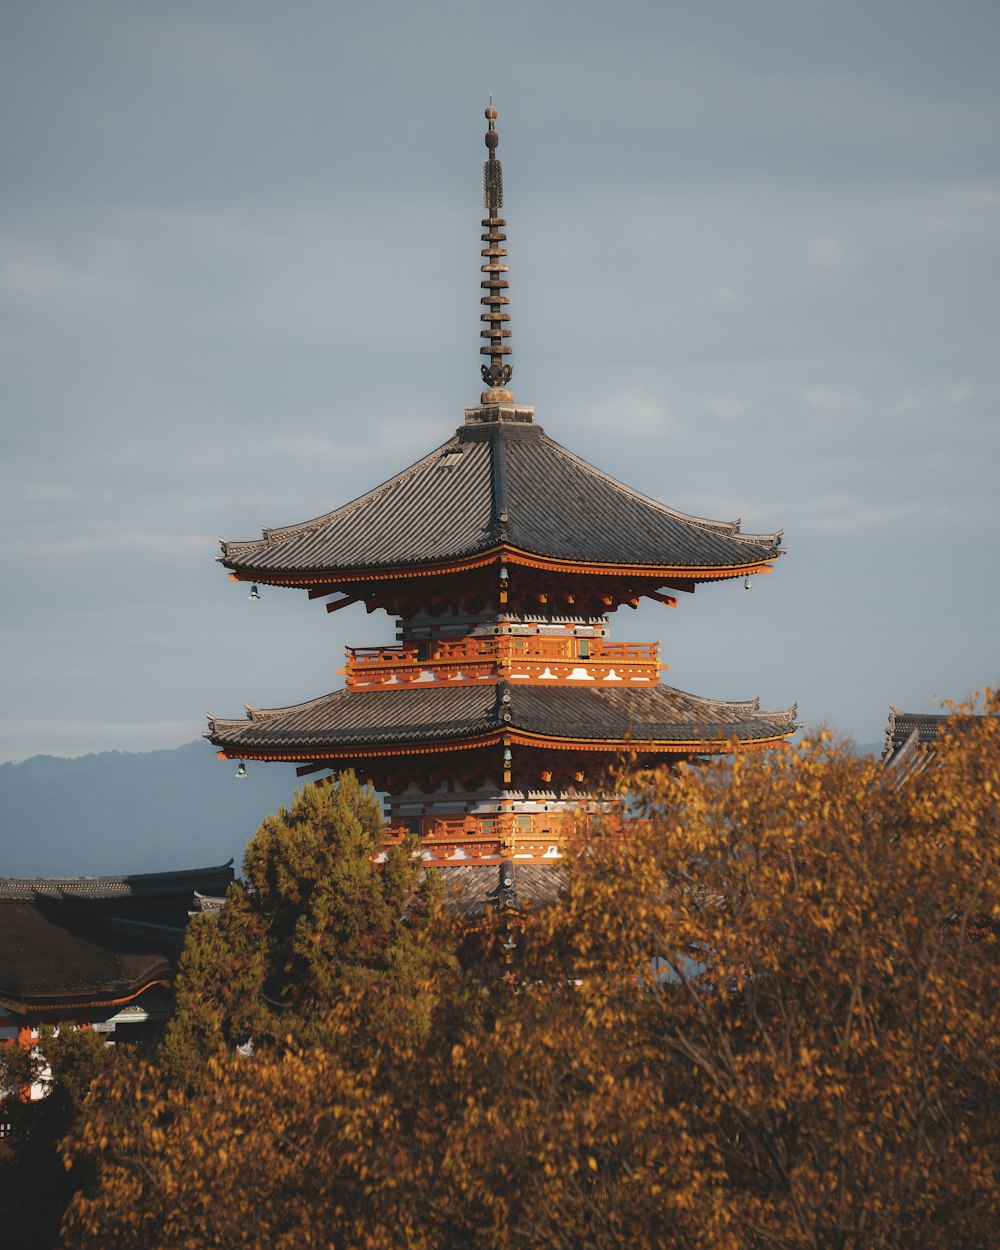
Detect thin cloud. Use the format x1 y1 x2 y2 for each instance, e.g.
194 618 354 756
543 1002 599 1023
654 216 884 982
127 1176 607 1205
10 532 210 559
809 234 855 269
802 387 861 412
703 398 746 420
796 496 925 534
20 483 80 502
258 418 444 468
890 384 975 416
2 256 92 299
579 390 677 439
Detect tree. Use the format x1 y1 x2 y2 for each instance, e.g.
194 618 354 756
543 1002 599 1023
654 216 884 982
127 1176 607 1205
63 772 481 1249
62 703 1000 1249
159 771 468 1082
1 1025 117 1250
444 695 999 1249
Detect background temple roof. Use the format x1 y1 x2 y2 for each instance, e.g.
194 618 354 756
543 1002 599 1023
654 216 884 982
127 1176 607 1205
0 863 233 1010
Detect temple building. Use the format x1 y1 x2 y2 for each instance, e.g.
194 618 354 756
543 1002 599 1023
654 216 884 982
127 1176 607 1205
0 863 233 1094
207 104 796 877
880 703 985 784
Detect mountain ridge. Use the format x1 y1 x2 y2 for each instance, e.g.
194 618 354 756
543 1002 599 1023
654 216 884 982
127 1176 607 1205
0 741 301 878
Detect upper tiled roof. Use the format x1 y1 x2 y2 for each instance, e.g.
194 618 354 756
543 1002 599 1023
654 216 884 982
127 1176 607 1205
207 682 796 753
219 415 783 579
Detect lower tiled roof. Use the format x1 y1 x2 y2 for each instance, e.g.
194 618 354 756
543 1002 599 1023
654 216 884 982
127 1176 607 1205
434 861 566 916
207 683 796 754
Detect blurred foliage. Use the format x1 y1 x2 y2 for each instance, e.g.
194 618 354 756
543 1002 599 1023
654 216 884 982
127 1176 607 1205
0 1025 116 1250
58 698 999 1248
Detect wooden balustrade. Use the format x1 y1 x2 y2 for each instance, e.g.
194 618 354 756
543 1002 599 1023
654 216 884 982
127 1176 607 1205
382 808 636 861
340 640 660 690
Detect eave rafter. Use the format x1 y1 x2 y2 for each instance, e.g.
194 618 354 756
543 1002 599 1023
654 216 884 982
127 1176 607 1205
215 727 790 770
224 549 775 619
223 545 777 588
0 976 172 1018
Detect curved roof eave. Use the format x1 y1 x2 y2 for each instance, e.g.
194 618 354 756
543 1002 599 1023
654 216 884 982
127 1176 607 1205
207 685 798 756
216 421 785 578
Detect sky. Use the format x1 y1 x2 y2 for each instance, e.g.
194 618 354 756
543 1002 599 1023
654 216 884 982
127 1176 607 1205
2 0 998 764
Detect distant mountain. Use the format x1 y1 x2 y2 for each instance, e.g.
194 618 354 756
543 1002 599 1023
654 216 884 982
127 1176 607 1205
0 742 303 878
855 741 884 757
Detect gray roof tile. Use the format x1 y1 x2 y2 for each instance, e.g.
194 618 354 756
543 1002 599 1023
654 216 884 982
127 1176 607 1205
0 865 235 1006
220 418 783 577
434 862 565 916
207 683 796 752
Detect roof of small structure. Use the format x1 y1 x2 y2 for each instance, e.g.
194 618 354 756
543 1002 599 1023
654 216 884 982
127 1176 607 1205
219 413 783 583
880 704 984 784
435 860 565 917
882 706 952 763
208 682 797 755
0 863 233 1015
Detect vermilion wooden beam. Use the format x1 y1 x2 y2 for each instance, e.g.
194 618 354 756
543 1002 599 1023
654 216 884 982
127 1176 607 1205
326 594 362 614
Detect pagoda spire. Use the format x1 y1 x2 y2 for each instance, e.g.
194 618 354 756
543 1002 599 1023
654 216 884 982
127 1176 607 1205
480 99 514 403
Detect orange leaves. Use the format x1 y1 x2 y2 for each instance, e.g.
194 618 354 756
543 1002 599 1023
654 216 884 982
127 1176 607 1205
51 704 1000 1249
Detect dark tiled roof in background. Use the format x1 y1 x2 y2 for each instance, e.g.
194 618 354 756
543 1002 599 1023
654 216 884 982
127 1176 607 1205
220 420 782 575
882 706 952 762
208 682 797 751
0 863 234 901
880 705 981 784
0 863 234 1006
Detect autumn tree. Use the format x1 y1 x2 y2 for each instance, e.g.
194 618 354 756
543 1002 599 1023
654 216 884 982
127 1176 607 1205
443 696 1000 1249
1 1025 117 1250
62 702 999 1249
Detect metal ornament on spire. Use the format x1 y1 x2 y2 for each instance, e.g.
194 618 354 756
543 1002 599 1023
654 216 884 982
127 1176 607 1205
480 100 514 402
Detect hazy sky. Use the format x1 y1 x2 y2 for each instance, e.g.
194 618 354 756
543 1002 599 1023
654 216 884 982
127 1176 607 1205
2 0 998 763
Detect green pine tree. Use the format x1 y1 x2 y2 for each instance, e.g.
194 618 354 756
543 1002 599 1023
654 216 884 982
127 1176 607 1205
160 772 463 1081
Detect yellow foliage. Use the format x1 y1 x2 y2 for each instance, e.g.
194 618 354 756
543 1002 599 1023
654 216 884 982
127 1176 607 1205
59 697 999 1249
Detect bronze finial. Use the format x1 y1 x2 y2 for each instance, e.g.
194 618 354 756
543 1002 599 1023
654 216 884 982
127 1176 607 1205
480 99 514 403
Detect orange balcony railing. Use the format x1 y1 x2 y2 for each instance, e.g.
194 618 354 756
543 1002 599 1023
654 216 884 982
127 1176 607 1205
342 636 662 688
382 809 640 862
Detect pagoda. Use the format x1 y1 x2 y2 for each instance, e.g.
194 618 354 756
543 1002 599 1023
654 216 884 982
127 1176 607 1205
207 104 796 873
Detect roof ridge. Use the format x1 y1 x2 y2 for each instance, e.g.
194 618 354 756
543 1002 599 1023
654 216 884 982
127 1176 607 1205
0 862 234 901
222 433 463 556
209 688 349 728
538 431 783 546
